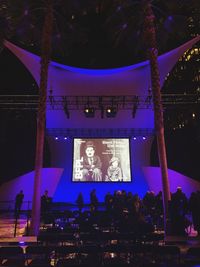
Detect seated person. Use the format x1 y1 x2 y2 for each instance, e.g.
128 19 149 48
106 156 123 181
82 141 102 181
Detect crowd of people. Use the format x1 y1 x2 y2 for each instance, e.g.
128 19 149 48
75 187 200 236
14 187 200 236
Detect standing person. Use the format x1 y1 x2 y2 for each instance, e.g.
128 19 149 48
189 191 200 236
170 187 188 235
82 141 102 181
76 192 84 212
14 190 24 216
90 189 98 212
105 192 114 212
41 190 52 222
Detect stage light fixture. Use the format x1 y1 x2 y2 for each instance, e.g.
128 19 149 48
132 104 137 118
18 241 25 245
84 107 95 118
64 103 70 119
132 96 138 118
100 106 104 119
106 107 117 118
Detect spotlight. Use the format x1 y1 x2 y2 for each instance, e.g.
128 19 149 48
55 137 58 140
106 107 117 118
18 241 25 245
84 107 95 118
64 137 68 140
133 137 137 140
142 136 146 140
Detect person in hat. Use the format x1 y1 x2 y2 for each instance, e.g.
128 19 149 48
106 156 122 181
82 141 102 181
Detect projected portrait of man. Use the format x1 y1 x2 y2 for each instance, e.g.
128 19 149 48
82 141 102 181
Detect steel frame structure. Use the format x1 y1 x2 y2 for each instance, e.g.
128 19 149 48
0 94 199 110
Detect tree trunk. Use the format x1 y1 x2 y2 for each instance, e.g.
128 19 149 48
30 0 53 236
142 0 171 235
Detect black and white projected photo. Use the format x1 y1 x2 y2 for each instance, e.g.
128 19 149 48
72 138 131 182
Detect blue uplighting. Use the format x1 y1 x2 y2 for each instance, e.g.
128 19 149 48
51 60 148 75
19 241 25 245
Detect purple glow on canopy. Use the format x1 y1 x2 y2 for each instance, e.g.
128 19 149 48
4 38 199 178
4 34 200 91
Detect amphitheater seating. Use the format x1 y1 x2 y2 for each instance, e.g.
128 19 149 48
185 246 200 264
0 242 197 267
0 246 25 267
25 245 54 266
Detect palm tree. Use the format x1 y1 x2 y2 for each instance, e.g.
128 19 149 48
142 0 171 235
29 0 53 236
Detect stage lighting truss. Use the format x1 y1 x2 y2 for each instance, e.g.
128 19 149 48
0 94 200 111
46 127 155 137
